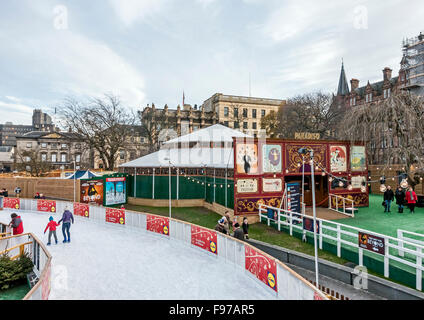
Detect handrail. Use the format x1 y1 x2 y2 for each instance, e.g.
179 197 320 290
259 203 424 291
0 241 33 257
328 194 355 218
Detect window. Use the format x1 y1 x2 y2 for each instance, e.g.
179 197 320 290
120 150 126 160
365 93 373 103
26 142 32 148
243 122 248 129
252 109 257 118
51 154 57 163
75 144 81 149
140 137 145 143
61 153 67 163
243 109 248 118
25 156 31 162
234 108 239 118
384 89 391 99
51 143 57 149
350 97 356 106
75 154 81 163
61 143 67 149
41 153 47 162
234 122 240 129
224 121 229 127
41 143 47 149
224 107 229 117
252 122 257 130
261 110 266 117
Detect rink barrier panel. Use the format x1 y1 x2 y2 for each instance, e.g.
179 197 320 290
1 198 327 300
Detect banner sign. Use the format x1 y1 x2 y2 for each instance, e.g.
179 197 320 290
37 200 56 213
330 145 347 173
41 262 51 300
105 177 127 206
351 146 366 172
245 246 278 292
263 178 282 193
358 232 385 255
146 215 170 236
303 217 320 234
236 179 258 193
3 197 20 210
105 208 125 225
191 225 218 255
73 202 89 218
80 179 104 205
262 144 282 173
287 183 301 213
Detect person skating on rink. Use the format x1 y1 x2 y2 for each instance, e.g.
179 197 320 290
44 216 60 246
58 207 74 243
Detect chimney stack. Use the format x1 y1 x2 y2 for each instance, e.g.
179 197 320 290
350 79 360 91
383 67 392 81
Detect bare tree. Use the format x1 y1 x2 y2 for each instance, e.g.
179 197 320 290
340 90 424 187
261 92 342 139
58 94 136 171
15 150 52 177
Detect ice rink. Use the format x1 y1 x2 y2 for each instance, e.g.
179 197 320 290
1 209 278 300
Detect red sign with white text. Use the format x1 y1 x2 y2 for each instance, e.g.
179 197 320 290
37 200 56 213
245 246 278 292
105 208 125 225
146 215 169 236
191 225 218 254
73 203 89 218
3 197 20 210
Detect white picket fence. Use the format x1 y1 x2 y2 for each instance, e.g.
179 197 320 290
259 203 424 291
328 194 356 218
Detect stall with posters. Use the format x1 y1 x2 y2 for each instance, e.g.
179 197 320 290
233 138 368 216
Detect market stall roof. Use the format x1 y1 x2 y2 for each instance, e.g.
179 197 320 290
65 170 101 180
163 124 251 145
119 147 235 169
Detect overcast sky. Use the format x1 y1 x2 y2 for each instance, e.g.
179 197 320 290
0 0 423 125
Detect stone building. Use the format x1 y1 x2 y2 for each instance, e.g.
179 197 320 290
15 131 91 171
140 93 286 148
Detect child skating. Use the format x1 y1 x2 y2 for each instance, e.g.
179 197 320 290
44 216 60 246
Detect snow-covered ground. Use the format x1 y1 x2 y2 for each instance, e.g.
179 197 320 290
1 210 277 300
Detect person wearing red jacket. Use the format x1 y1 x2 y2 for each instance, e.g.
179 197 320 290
405 187 418 214
8 213 23 235
44 216 60 245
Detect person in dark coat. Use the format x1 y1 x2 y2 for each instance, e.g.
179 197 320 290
214 218 227 235
242 217 249 240
395 186 406 213
383 186 394 213
233 223 245 241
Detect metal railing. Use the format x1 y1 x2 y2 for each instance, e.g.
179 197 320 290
259 203 424 291
328 194 356 217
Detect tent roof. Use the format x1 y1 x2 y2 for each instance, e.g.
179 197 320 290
119 147 234 169
65 170 101 180
163 124 251 145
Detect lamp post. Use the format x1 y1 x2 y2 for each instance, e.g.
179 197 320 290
164 157 172 218
73 160 76 203
298 147 319 288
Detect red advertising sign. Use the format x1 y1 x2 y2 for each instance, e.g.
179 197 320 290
37 200 57 213
191 225 218 255
73 203 89 218
358 232 386 255
245 246 278 292
3 197 20 210
80 179 104 206
41 262 51 300
105 208 125 225
146 215 169 236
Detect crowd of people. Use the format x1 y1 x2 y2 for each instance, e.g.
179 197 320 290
214 211 249 241
383 185 419 214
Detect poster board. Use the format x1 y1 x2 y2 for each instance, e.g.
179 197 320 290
105 177 127 206
80 179 104 206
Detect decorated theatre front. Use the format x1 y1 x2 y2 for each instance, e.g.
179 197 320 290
233 138 369 216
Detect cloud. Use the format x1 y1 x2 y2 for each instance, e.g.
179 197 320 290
108 0 168 27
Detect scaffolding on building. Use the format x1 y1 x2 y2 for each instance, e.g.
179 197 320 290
401 32 424 94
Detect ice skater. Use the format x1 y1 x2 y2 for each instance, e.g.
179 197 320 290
58 207 74 243
44 216 60 246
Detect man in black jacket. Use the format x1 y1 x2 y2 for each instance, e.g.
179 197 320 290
395 186 406 213
384 186 395 213
233 223 245 241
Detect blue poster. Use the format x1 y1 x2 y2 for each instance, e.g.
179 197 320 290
105 177 127 206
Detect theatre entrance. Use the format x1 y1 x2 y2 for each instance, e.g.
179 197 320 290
284 175 329 207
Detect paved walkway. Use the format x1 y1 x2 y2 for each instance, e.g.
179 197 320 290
304 207 352 221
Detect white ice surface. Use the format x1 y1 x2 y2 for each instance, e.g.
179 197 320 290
1 210 277 300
